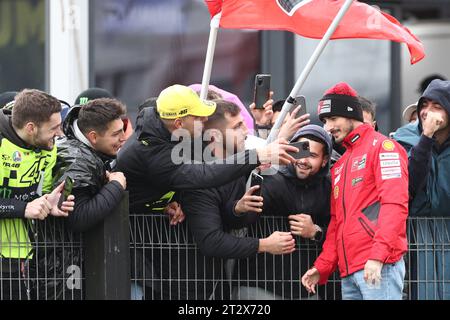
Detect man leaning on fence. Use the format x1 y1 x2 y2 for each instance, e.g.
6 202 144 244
234 124 335 300
393 79 450 300
181 99 299 299
0 89 75 300
301 83 409 300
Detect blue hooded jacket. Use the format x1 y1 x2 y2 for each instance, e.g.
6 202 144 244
394 79 450 216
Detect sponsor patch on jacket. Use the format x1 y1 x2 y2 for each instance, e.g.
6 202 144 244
380 159 400 168
382 140 395 151
334 186 339 199
12 151 22 163
334 174 341 185
352 177 364 187
334 164 344 176
351 134 361 144
382 173 402 180
381 167 401 175
351 154 367 172
379 152 399 160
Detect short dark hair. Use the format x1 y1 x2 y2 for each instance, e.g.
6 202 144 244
204 99 240 130
419 74 447 94
78 98 126 135
358 96 376 120
295 134 329 157
272 100 285 113
206 89 222 100
12 89 61 129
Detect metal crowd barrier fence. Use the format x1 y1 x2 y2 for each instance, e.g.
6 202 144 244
1 204 449 300
129 213 341 300
0 193 130 300
0 217 84 300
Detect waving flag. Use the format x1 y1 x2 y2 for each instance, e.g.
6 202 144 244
205 0 425 64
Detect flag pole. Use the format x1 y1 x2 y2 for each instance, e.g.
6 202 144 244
200 12 222 100
266 0 354 143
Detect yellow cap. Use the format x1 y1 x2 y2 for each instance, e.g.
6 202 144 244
157 85 217 119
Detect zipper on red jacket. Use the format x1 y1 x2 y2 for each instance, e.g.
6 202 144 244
341 151 351 276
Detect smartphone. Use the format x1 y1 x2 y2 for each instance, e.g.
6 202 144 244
253 74 271 109
291 95 307 119
288 141 311 159
58 176 74 209
250 172 264 197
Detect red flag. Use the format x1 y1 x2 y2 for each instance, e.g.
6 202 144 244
205 0 425 64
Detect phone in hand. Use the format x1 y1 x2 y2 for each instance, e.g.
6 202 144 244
288 140 311 159
250 172 264 197
291 95 307 119
58 176 74 210
253 74 271 109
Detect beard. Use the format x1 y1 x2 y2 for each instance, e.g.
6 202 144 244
33 133 55 151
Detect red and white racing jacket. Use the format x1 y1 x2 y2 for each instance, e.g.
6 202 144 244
314 124 409 284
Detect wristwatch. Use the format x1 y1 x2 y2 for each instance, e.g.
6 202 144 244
312 224 323 242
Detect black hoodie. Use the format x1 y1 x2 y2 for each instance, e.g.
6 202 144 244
116 107 259 213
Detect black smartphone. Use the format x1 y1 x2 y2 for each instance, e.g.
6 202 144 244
58 176 74 209
253 74 271 109
250 172 264 197
288 141 311 159
291 95 307 119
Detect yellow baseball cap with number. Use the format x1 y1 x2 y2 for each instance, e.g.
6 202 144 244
156 85 216 119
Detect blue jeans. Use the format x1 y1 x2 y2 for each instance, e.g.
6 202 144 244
341 258 405 300
130 282 144 300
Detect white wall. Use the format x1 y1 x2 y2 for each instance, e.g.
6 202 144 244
48 0 89 104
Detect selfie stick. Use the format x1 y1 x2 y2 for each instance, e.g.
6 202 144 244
266 0 354 144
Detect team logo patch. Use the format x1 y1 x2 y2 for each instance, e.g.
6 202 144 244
318 99 331 114
79 97 89 105
334 174 341 186
352 177 364 187
334 186 339 199
381 167 401 175
382 173 402 180
334 164 344 176
382 140 395 151
379 153 399 160
276 0 312 16
351 154 367 172
351 134 361 144
380 159 400 168
12 151 22 162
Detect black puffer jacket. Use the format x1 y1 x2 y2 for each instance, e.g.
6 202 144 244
54 106 125 232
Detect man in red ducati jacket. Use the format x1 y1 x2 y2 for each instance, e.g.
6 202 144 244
301 83 409 300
